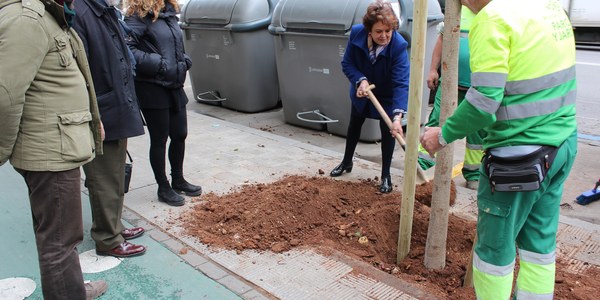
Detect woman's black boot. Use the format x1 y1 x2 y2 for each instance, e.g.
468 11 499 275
157 185 185 206
330 162 353 177
172 178 203 196
379 176 392 193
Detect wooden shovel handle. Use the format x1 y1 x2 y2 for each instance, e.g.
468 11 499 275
364 84 429 183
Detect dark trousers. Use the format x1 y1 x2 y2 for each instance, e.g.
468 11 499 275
15 167 86 300
342 112 395 178
83 139 127 251
141 107 188 186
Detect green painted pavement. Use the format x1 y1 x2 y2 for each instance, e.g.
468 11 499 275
0 164 241 300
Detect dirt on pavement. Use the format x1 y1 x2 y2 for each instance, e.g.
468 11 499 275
179 175 600 299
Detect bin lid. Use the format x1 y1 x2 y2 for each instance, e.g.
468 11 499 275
182 0 271 26
426 0 444 20
271 0 364 32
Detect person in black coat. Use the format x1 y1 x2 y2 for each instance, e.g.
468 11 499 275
125 0 201 206
73 0 147 257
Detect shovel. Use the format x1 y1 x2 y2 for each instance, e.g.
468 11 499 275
364 84 429 184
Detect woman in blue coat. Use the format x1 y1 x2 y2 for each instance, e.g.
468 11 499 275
330 0 410 193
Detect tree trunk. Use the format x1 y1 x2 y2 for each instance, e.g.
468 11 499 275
424 0 461 269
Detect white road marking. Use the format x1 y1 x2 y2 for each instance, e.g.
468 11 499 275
79 250 122 274
0 277 36 299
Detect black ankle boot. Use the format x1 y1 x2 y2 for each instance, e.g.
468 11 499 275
379 176 392 193
172 179 202 196
157 185 185 206
330 162 353 177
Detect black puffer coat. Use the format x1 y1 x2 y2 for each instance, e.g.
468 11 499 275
124 2 191 90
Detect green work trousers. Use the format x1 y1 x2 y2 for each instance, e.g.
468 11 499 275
83 139 127 251
473 131 578 299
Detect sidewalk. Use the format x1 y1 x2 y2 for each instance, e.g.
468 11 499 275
1 109 599 299
121 112 429 299
0 162 247 299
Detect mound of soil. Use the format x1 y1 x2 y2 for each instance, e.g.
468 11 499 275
179 175 599 299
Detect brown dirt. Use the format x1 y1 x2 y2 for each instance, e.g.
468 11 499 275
178 175 600 299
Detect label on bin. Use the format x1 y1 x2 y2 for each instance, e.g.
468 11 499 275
308 67 330 75
288 41 296 50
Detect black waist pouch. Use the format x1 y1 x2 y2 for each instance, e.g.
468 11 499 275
484 146 559 192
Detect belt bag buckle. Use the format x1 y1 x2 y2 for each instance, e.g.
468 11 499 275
485 146 557 192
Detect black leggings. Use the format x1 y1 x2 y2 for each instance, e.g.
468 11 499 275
341 113 395 178
141 107 188 186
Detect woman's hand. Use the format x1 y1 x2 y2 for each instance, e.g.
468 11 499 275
356 80 370 98
391 117 404 138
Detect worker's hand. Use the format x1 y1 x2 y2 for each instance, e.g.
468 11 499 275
356 80 371 98
391 118 404 138
426 70 440 90
420 126 443 157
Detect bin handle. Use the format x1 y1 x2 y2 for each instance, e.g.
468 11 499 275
226 0 275 33
296 110 338 124
196 91 227 102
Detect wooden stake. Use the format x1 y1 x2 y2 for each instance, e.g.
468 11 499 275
396 0 429 263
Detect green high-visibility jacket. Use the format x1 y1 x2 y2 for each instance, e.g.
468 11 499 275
441 0 577 150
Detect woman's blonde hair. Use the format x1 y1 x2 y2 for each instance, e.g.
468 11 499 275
125 0 180 21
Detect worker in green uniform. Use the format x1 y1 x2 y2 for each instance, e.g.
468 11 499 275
420 0 577 298
418 5 485 190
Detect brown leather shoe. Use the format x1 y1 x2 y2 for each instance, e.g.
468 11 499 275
121 227 145 240
96 241 146 258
